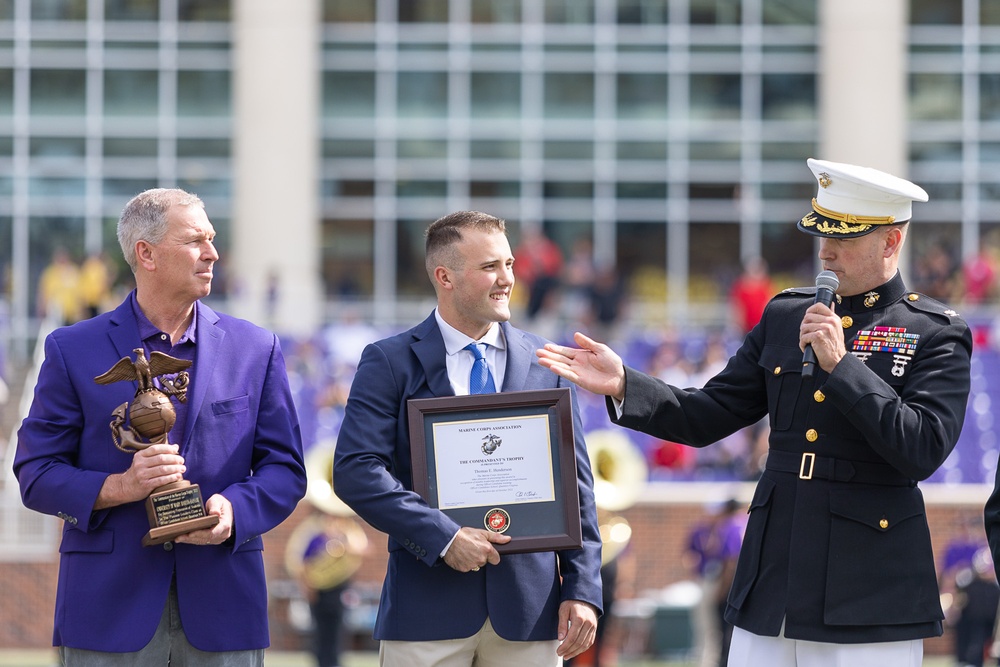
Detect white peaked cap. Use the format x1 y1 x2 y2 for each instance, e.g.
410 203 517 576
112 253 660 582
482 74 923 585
798 158 929 238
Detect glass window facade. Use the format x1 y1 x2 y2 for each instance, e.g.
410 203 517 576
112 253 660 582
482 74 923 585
0 0 232 350
315 0 998 324
2 0 992 345
321 0 821 319
909 1 1000 288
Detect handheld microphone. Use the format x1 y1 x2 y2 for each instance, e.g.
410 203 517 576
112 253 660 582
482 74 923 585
801 270 840 379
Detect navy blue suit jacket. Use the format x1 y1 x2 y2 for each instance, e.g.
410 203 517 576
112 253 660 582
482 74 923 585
15 295 306 652
333 314 603 641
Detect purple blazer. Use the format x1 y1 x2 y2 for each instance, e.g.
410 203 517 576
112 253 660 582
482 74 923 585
14 295 306 652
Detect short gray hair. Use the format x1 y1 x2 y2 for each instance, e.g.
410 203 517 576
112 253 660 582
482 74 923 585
117 188 204 272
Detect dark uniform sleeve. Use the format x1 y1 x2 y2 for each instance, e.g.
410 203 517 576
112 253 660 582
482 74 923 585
609 318 770 446
987 482 1000 586
983 395 1000 579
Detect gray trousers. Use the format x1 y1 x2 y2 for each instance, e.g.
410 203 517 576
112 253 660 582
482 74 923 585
60 579 265 667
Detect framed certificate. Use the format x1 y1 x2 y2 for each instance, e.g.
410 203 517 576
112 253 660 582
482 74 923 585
407 388 582 554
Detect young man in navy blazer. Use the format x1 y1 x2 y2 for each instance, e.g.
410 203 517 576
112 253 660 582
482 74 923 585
334 211 603 666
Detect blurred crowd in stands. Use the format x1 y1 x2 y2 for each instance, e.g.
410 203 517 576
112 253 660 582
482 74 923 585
36 249 122 325
514 230 628 339
912 233 1000 308
23 231 1000 487
277 231 1000 488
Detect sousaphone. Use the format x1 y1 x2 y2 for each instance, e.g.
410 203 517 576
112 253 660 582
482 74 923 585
285 439 368 590
586 429 648 566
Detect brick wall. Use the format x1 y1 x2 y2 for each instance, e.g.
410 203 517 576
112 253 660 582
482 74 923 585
1 495 992 658
0 561 58 647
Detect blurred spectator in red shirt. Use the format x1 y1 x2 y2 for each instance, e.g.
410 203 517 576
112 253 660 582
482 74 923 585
962 249 996 305
729 257 774 334
514 227 563 319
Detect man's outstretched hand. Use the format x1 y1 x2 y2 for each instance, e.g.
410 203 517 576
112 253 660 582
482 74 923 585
536 332 627 401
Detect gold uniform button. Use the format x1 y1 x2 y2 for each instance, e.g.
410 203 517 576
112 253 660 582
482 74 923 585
805 429 818 442
879 518 889 529
841 316 853 328
814 390 825 402
908 293 919 302
773 366 781 375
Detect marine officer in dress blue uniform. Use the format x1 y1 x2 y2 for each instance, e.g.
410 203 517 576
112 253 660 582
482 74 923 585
537 158 973 667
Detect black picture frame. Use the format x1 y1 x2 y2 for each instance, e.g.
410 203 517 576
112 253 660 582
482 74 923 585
407 388 582 554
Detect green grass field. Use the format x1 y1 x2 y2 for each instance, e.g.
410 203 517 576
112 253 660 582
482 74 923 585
0 648 963 666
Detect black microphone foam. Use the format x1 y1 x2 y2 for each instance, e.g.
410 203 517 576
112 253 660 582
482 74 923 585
801 270 840 379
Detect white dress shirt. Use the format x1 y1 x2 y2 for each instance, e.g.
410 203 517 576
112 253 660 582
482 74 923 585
434 309 507 394
432 309 508 557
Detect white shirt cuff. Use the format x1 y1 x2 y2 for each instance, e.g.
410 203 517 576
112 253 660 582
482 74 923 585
441 530 459 558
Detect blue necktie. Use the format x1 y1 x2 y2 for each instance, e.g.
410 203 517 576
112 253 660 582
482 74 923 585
466 342 497 394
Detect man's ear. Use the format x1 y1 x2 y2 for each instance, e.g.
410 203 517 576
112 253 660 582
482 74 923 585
135 240 156 271
434 265 452 291
883 227 904 259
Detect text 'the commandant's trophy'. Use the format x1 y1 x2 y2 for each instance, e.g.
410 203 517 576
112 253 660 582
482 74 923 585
95 348 219 546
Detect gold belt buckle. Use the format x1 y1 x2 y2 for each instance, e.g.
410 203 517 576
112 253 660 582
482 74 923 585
799 452 815 480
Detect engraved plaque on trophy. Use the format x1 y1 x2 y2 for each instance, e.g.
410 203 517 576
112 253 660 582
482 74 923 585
95 348 220 546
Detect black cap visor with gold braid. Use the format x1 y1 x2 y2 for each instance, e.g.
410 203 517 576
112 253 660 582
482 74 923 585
797 198 908 239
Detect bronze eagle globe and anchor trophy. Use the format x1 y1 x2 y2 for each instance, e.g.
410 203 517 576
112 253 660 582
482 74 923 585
95 348 219 546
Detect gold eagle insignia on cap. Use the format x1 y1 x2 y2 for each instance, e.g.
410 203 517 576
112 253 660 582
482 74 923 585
816 219 872 235
818 172 832 188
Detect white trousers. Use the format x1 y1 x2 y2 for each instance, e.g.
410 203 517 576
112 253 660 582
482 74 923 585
379 618 561 667
727 625 923 667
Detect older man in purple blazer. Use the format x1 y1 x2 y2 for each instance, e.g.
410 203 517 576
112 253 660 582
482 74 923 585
15 189 306 666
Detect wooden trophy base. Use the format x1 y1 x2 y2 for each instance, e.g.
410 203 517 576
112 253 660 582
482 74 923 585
142 480 221 547
143 515 220 547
